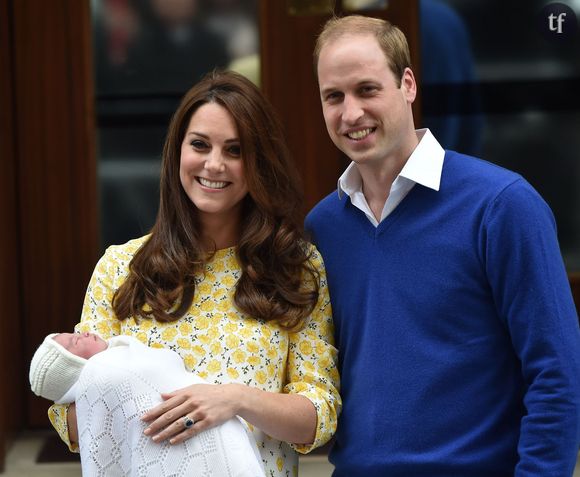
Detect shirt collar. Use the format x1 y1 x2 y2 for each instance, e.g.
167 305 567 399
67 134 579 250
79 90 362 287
337 128 445 198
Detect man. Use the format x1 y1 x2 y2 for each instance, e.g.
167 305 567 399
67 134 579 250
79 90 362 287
305 15 580 477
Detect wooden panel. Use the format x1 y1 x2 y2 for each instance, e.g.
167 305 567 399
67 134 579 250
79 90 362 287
0 0 23 467
10 0 98 427
259 1 420 213
259 4 340 213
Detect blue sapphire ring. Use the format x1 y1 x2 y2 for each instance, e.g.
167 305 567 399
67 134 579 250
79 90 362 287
183 416 195 429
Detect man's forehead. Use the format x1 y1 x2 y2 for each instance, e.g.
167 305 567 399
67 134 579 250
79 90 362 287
318 36 388 73
318 57 394 93
319 32 380 58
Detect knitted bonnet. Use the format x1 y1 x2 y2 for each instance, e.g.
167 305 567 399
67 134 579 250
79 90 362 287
29 333 87 402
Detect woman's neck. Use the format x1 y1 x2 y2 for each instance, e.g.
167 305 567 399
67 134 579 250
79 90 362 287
198 213 241 251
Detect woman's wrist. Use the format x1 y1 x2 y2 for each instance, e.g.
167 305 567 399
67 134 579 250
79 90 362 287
225 382 250 416
222 382 316 444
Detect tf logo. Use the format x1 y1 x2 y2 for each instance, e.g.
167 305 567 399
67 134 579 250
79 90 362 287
537 3 578 40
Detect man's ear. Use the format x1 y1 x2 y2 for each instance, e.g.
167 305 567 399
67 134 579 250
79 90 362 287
401 67 417 104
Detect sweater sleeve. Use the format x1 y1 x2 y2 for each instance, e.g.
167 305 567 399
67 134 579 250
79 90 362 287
47 244 125 451
284 246 341 454
483 178 580 476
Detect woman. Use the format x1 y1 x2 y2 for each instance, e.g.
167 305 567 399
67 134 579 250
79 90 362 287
48 70 340 476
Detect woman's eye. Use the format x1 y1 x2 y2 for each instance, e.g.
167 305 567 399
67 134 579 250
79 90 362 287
228 145 241 157
190 140 207 150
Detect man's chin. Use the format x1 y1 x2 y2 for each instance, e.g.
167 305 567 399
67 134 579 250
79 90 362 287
344 151 375 165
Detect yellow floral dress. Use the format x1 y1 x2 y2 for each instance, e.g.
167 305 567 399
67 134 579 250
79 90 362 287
49 236 341 477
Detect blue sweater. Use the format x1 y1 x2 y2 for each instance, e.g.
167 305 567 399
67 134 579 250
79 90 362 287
306 151 580 477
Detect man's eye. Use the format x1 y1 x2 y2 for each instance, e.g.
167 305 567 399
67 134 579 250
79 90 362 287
360 86 377 95
326 92 342 102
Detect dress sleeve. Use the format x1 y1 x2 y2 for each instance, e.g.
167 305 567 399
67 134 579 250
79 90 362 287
47 245 124 451
483 179 580 476
284 246 342 454
48 404 78 452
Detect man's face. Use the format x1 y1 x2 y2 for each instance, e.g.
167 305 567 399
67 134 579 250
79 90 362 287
54 332 108 359
317 33 416 166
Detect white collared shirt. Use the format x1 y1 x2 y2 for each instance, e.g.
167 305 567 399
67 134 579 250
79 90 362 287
337 129 445 227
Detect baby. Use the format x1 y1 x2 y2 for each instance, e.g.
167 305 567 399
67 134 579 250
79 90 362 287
30 332 264 477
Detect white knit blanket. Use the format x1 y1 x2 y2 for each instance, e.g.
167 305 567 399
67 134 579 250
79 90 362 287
66 336 264 477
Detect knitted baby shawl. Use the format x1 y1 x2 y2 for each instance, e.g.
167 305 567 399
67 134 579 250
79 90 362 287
66 335 264 477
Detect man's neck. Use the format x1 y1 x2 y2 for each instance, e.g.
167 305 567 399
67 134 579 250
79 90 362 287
357 134 419 221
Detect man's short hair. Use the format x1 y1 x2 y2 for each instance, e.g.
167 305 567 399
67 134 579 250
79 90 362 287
313 15 411 87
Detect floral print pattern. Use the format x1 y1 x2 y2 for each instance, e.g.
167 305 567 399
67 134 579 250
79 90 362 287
49 236 341 476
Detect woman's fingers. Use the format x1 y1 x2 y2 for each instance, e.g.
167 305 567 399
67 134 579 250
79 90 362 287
166 414 221 444
141 393 185 423
143 401 194 439
167 417 198 444
151 412 199 443
141 384 237 443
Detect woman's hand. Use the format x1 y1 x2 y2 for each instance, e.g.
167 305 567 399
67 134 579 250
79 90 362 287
141 382 317 446
67 402 79 446
141 383 239 444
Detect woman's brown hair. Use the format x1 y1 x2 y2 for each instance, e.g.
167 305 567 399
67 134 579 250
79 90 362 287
112 70 319 330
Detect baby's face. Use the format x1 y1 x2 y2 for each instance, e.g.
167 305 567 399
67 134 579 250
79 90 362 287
53 332 108 359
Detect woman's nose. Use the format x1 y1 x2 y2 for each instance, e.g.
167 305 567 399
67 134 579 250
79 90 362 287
204 151 226 172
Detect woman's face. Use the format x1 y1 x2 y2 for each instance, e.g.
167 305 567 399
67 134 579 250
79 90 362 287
179 102 248 225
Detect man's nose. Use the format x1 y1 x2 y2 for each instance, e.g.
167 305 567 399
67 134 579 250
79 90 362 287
342 96 364 124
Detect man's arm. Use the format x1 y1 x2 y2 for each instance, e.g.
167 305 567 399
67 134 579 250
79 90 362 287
484 179 580 476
